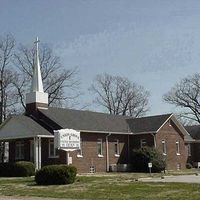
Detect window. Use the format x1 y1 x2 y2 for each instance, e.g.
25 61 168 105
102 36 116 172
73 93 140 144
97 139 103 157
77 138 83 157
114 139 120 156
49 139 58 158
177 163 181 170
162 140 167 155
15 141 24 160
188 144 191 156
176 141 180 155
140 139 147 148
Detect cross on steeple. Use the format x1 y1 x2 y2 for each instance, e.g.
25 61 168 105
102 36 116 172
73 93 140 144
34 37 40 44
34 37 40 55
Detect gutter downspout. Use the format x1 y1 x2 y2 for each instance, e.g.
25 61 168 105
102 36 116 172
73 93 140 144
106 133 111 172
128 135 130 163
151 133 157 148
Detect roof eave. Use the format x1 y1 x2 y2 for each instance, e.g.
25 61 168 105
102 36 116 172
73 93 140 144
0 134 53 141
156 113 173 133
78 129 133 135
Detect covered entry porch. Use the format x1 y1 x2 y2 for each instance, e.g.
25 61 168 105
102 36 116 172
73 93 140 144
0 115 63 170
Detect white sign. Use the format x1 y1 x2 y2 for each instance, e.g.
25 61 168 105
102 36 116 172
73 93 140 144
148 162 152 168
54 129 80 151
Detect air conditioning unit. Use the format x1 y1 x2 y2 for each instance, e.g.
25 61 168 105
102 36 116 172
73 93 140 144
117 164 132 172
109 164 117 172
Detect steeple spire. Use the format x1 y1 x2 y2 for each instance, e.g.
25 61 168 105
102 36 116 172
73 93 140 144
26 37 48 114
31 37 44 92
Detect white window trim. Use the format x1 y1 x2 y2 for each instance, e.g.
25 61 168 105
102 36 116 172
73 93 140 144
140 139 147 148
114 139 120 157
97 138 103 157
48 139 59 158
15 141 25 160
176 141 180 156
162 140 167 156
77 138 83 158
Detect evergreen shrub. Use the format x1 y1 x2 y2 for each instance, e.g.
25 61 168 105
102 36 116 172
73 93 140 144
35 165 77 185
0 161 35 177
132 147 166 172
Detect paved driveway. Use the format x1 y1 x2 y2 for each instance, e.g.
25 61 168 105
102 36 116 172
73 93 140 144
140 174 200 183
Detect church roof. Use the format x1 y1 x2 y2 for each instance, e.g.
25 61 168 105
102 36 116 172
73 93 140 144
185 125 200 140
39 107 176 134
0 107 190 140
127 113 172 133
0 115 52 140
39 107 130 133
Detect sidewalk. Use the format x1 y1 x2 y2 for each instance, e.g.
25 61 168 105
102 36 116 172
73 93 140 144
139 174 200 183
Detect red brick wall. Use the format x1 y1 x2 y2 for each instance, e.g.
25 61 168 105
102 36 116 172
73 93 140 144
190 143 200 162
155 120 188 170
8 134 129 173
41 138 67 166
130 134 154 149
69 133 129 173
8 119 189 172
129 120 189 170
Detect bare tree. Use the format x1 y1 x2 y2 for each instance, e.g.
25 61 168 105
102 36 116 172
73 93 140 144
163 73 200 124
0 34 17 163
13 43 80 109
0 34 16 122
90 73 150 117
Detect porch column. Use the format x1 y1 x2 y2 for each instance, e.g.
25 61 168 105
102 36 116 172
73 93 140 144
38 137 41 169
34 137 41 170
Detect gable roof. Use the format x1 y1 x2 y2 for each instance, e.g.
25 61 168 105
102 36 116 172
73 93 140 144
185 125 200 140
126 113 172 133
0 115 52 140
0 107 190 140
39 108 177 135
39 107 130 133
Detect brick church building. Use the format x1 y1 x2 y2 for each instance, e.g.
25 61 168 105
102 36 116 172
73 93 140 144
0 38 198 173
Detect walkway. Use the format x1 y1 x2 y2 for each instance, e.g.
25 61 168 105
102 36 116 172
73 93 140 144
140 174 200 183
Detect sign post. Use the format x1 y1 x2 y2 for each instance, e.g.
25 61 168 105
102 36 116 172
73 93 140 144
54 129 80 165
148 162 152 176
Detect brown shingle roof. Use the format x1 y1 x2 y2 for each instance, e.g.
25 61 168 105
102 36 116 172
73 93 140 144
126 113 172 133
185 125 200 140
39 107 173 134
0 115 51 139
39 107 130 133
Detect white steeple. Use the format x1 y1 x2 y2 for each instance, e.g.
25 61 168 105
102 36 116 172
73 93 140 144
26 37 48 111
31 37 44 92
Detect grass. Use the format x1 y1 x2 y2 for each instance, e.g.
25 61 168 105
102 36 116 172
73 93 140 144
0 173 200 199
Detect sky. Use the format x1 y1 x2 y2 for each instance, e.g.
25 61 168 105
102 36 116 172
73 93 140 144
1 0 200 115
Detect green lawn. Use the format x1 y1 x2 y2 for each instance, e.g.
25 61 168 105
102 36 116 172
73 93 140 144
0 174 200 199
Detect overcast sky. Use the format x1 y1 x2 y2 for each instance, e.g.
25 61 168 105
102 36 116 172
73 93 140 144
1 0 200 115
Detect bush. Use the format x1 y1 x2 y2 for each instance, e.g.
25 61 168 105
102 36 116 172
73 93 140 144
131 147 166 173
35 165 77 185
0 161 35 177
186 163 193 169
15 161 35 176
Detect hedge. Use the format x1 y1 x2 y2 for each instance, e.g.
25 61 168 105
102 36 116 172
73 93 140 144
0 161 35 177
132 147 166 172
35 165 77 185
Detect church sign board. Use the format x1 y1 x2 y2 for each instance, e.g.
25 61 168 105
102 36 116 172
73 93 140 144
54 129 80 151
